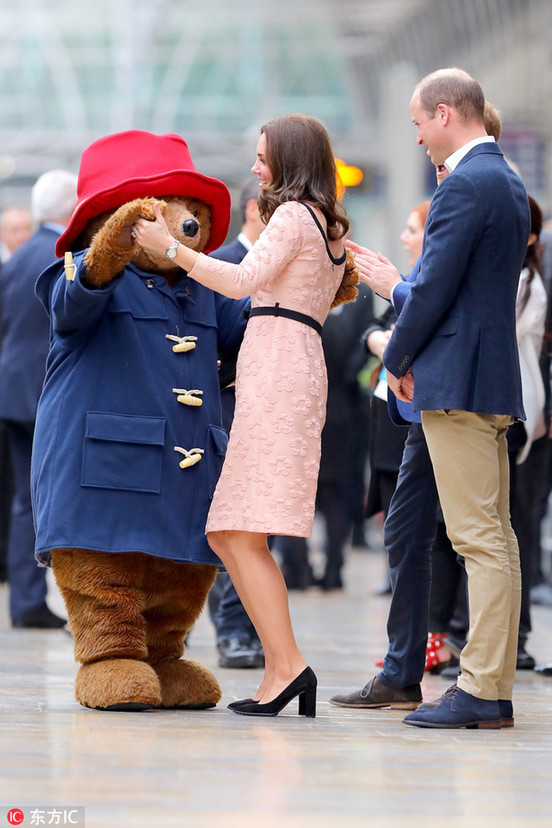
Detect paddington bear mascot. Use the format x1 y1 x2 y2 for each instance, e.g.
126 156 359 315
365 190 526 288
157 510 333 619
31 131 248 711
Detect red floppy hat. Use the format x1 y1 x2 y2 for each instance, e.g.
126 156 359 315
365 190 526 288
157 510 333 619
56 130 231 257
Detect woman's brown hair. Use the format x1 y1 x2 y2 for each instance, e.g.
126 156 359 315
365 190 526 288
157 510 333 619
258 114 358 306
258 114 348 239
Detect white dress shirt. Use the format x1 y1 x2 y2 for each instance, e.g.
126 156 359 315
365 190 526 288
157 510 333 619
444 136 495 174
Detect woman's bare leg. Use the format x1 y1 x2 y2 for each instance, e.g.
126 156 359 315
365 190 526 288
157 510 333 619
207 530 307 703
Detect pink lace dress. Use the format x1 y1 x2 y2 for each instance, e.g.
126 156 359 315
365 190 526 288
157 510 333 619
188 200 346 536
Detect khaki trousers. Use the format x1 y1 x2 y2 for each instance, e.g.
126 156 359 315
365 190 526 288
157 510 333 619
421 409 521 700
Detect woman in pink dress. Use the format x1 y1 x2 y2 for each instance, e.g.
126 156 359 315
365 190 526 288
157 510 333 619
134 114 358 717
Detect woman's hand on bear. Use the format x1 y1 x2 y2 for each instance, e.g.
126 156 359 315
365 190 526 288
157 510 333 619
133 201 174 255
84 199 167 288
116 199 167 248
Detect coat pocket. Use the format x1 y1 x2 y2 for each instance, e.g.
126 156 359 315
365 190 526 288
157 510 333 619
81 412 166 493
434 317 458 336
206 424 228 498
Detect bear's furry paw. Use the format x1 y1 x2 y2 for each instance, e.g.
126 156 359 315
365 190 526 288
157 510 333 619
76 659 162 711
154 659 222 709
84 198 167 288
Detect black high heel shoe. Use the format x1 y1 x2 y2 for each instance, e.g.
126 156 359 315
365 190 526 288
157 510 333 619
228 698 256 710
231 666 317 717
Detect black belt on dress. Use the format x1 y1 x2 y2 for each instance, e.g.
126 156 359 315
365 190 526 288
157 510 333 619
244 303 322 335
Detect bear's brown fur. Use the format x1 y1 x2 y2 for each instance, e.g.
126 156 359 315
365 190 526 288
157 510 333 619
51 193 223 711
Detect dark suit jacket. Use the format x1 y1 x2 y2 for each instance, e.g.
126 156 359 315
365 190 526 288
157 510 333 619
209 237 248 265
387 259 421 426
0 225 58 422
384 143 529 419
209 236 251 389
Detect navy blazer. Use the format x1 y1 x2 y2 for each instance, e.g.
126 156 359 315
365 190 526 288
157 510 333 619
209 235 251 388
387 258 421 426
0 225 58 422
383 143 529 419
209 237 248 265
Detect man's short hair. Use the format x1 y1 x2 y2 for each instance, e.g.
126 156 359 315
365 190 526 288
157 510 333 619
31 169 78 224
416 68 485 124
239 178 260 224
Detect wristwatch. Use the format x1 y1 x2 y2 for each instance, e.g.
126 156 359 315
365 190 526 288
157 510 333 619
165 239 180 260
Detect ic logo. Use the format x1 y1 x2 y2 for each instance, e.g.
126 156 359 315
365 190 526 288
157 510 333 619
7 810 24 825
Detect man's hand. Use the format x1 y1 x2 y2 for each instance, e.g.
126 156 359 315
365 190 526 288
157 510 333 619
386 367 414 402
346 240 401 300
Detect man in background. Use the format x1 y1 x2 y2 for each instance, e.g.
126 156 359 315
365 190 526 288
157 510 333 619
0 170 77 628
0 206 33 581
0 206 32 263
207 178 266 668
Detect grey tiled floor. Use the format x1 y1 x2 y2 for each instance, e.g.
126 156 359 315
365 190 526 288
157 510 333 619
1 542 551 828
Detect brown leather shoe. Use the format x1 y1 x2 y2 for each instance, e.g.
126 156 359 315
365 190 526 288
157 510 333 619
330 675 422 710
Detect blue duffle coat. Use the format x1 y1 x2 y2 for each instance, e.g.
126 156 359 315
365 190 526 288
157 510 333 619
31 252 248 567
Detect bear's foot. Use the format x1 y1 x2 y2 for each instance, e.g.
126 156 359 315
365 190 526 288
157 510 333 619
154 659 222 709
76 659 162 711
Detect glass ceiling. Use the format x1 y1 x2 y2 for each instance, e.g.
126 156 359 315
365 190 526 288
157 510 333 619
0 0 550 208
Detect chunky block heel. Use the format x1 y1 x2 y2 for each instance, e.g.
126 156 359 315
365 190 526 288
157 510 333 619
231 666 317 718
298 683 317 718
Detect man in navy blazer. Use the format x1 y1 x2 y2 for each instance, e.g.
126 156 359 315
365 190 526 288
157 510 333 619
357 69 529 729
0 170 77 627
331 252 443 713
331 102 513 718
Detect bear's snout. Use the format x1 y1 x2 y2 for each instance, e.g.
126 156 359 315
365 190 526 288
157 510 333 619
182 219 199 237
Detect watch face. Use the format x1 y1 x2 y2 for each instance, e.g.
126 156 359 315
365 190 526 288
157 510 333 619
166 241 179 259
